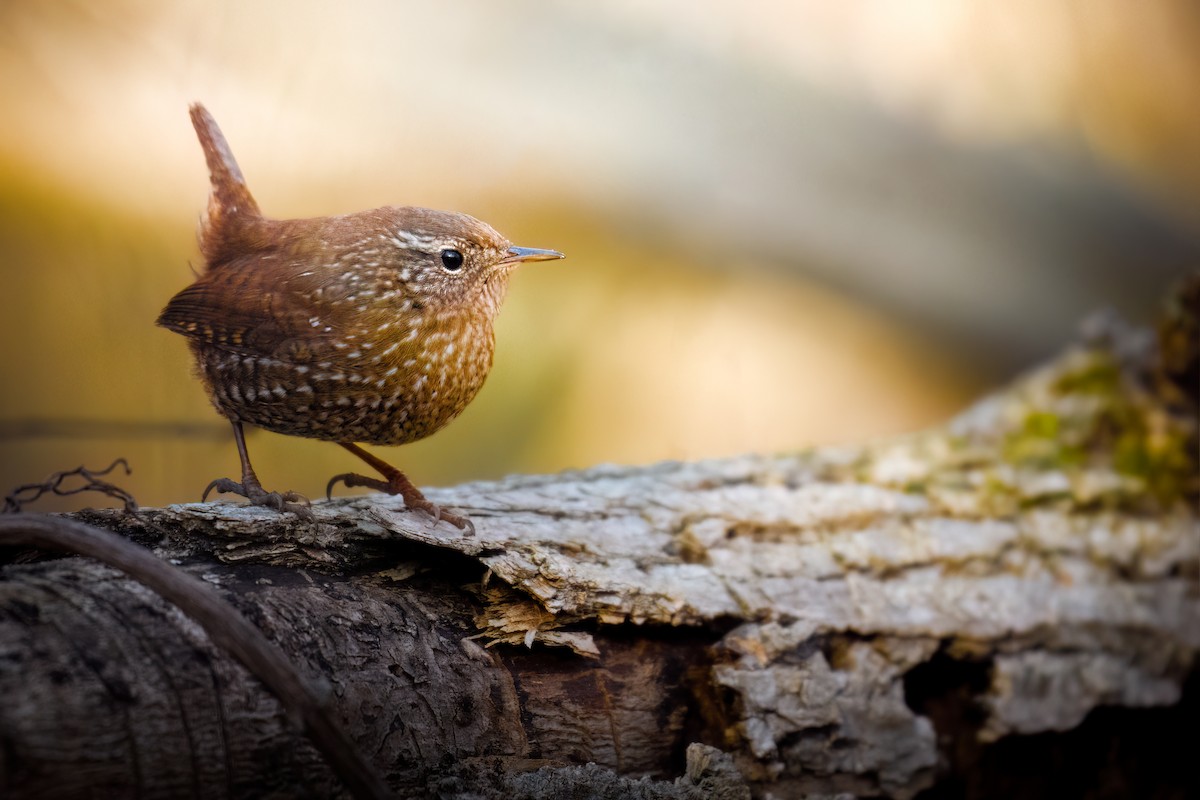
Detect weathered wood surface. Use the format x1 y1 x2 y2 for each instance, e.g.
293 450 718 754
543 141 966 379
1 313 1197 799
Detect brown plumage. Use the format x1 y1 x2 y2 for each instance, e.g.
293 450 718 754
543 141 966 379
158 104 563 530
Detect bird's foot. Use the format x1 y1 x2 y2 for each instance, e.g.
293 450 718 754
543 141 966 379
202 476 313 519
326 472 474 535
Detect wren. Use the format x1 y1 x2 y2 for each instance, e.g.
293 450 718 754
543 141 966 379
157 104 563 531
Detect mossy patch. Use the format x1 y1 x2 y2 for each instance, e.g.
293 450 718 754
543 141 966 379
1005 350 1195 510
850 344 1196 516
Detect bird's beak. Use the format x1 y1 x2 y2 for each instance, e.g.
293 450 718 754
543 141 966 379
502 246 565 264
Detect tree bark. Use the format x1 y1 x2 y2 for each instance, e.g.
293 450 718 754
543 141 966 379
1 308 1197 799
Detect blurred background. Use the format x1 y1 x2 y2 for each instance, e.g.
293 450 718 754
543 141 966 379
2 0 1198 511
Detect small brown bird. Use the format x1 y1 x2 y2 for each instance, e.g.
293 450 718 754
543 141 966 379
158 104 563 531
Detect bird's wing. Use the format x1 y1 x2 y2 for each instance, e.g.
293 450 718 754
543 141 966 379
156 261 344 364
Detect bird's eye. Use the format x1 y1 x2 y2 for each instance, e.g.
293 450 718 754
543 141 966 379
440 249 464 271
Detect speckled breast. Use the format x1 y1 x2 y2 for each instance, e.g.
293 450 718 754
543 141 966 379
192 313 496 446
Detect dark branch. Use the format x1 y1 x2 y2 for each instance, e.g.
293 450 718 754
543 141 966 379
0 514 391 800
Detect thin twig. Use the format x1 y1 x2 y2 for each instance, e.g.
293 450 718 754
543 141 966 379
0 514 391 800
3 459 138 513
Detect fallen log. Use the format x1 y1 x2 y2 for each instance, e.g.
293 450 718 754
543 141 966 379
1 296 1196 799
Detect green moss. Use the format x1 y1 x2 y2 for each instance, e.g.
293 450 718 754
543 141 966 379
1110 414 1195 506
1002 411 1087 470
997 349 1195 510
978 475 1021 516
855 344 1194 515
1062 356 1197 507
1053 358 1121 395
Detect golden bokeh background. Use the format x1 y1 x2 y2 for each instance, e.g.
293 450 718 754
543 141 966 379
2 1 1198 510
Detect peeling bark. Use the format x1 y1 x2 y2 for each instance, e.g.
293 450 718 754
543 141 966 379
1 309 1197 799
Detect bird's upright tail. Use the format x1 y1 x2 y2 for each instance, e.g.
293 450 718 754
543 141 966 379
189 103 263 267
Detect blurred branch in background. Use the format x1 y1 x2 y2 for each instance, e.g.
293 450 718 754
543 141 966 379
0 419 227 441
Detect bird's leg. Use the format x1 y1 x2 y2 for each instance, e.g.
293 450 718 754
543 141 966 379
326 442 474 534
202 420 312 518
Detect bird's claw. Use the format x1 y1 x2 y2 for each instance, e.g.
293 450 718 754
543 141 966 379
409 497 475 536
202 477 242 503
325 472 385 501
202 477 313 519
324 471 473 535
